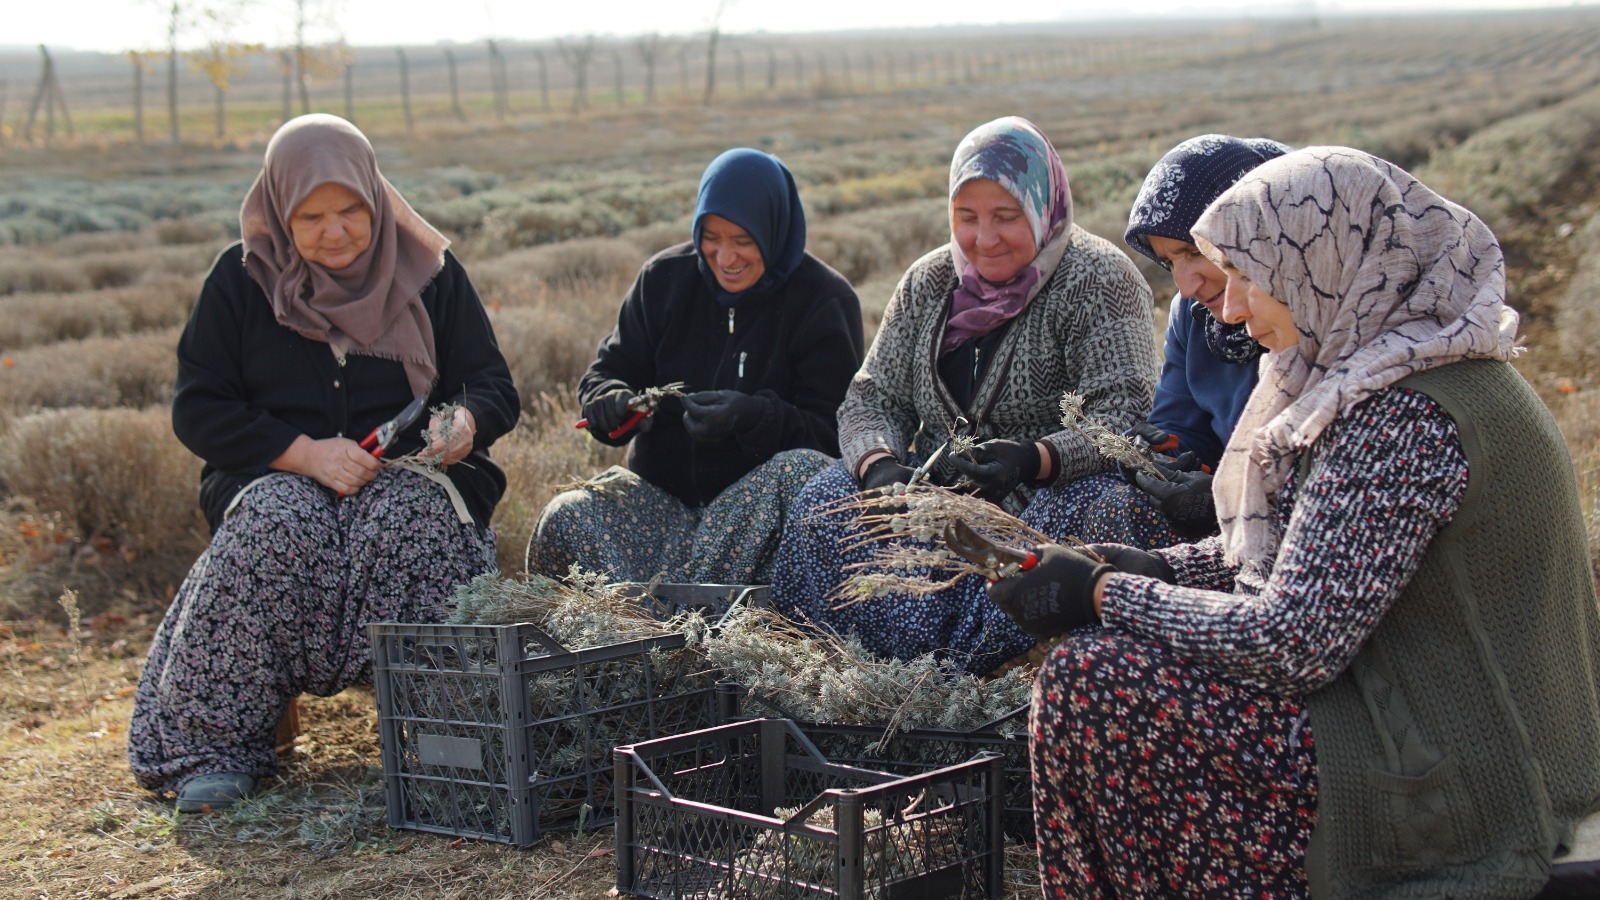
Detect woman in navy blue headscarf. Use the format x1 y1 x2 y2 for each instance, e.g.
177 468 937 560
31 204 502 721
1023 134 1290 550
527 148 865 584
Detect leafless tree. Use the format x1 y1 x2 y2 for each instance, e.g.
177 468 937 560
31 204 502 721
702 0 736 105
636 33 668 106
558 35 596 114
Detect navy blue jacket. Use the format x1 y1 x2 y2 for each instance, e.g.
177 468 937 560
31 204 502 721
1148 295 1258 466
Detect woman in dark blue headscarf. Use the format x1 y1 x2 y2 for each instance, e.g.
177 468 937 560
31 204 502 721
1023 134 1290 549
527 148 865 584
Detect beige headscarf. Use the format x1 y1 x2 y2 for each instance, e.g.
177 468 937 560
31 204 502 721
1191 146 1520 567
240 114 448 398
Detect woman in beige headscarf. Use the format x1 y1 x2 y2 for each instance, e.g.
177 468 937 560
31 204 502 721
129 115 520 813
985 147 1600 897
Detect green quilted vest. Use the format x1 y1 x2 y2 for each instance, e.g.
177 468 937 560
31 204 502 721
1304 359 1600 899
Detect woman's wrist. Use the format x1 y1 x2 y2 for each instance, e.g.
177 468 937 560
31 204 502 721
1034 441 1053 483
856 449 895 480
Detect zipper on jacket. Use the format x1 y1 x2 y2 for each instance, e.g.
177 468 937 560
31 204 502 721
737 351 747 389
727 308 736 334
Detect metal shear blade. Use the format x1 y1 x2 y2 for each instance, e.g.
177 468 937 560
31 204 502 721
943 519 1038 581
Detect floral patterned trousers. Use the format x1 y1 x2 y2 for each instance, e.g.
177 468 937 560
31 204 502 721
129 469 495 794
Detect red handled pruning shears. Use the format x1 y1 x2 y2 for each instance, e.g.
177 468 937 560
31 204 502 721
359 395 428 460
574 382 687 440
943 519 1039 583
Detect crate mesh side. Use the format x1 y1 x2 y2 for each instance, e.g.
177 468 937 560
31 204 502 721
521 643 717 830
622 727 998 899
798 725 1033 842
375 626 523 842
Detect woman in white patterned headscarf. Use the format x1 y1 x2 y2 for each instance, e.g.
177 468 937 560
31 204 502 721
987 147 1600 897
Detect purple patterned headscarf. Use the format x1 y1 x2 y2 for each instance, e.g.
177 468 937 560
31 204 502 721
1193 146 1519 567
942 117 1073 354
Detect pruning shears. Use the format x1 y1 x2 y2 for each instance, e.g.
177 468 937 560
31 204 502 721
575 382 688 440
908 415 970 487
943 519 1039 583
358 395 428 460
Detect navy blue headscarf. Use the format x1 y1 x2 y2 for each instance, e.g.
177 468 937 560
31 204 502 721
1125 135 1290 364
692 148 808 308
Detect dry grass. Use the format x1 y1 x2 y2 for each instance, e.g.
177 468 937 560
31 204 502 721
0 406 206 567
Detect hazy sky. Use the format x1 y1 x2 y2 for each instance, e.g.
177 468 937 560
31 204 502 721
10 0 1587 53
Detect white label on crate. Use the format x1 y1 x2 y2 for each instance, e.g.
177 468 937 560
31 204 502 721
418 732 485 771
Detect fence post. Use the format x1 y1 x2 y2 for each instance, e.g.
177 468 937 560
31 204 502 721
535 48 550 112
343 61 355 124
280 51 293 124
445 47 465 122
25 45 73 143
131 55 145 145
396 48 414 133
613 50 624 107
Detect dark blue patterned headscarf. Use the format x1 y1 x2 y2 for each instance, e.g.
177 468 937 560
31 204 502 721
1125 135 1290 364
692 148 808 308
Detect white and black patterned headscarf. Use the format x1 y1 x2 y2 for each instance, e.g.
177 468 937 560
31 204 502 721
1125 134 1290 365
1192 146 1520 567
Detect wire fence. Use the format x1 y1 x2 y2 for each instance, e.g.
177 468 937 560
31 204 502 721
0 26 1244 145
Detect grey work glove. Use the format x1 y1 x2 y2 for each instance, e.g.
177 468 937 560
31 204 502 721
986 544 1110 641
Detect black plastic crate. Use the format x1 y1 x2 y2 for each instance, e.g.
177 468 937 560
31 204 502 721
718 683 1034 841
369 620 718 847
615 718 1004 899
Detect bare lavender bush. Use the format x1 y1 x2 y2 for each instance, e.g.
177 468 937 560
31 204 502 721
0 276 194 350
0 328 179 411
0 407 206 564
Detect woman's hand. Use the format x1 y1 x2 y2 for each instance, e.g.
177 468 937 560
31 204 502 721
272 434 381 495
950 439 1046 503
987 544 1112 640
423 406 477 467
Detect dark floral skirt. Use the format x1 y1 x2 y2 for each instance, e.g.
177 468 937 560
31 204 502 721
128 469 496 794
526 448 831 584
1031 627 1317 898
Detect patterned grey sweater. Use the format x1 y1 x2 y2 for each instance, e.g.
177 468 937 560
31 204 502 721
839 225 1158 498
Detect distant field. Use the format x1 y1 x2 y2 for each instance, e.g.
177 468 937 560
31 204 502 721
3 10 1600 898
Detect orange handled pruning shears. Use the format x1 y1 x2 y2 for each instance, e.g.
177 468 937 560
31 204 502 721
942 519 1040 583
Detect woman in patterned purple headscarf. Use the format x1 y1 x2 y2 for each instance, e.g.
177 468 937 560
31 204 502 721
988 146 1600 897
771 117 1159 676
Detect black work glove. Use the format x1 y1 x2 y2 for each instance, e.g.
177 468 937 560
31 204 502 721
857 454 915 492
582 388 641 440
986 544 1111 641
1084 542 1175 583
949 439 1042 503
1134 459 1217 540
681 390 769 442
1118 423 1182 484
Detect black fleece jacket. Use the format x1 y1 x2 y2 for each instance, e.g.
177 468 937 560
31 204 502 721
579 241 864 508
174 243 520 531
